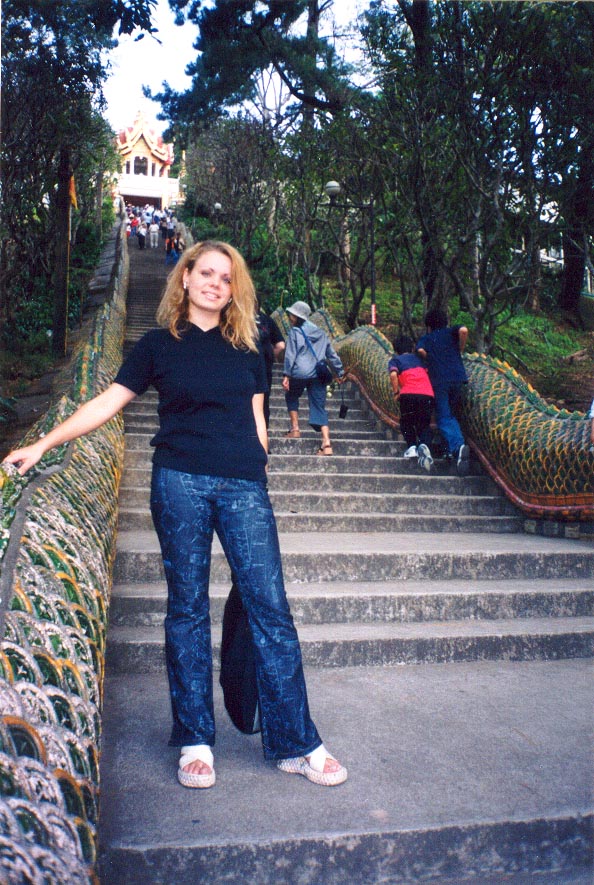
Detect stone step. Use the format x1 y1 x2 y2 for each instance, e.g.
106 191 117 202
123 392 362 409
124 425 391 444
125 311 160 320
120 467 499 496
123 419 388 437
118 487 513 516
124 383 360 399
117 507 521 534
97 661 594 884
108 578 594 627
123 405 371 423
105 615 594 673
113 531 594 585
124 388 368 410
122 433 401 455
122 449 482 475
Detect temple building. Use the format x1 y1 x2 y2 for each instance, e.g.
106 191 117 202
114 111 182 209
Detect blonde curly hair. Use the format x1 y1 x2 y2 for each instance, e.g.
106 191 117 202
156 240 259 351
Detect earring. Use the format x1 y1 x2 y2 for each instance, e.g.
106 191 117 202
227 297 233 306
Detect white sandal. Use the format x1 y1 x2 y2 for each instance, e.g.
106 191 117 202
178 744 215 789
277 743 347 787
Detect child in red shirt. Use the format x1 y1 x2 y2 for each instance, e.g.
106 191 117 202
389 335 435 472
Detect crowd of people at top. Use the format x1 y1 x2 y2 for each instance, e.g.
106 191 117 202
125 203 185 264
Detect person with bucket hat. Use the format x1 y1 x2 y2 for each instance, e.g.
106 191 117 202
282 301 345 455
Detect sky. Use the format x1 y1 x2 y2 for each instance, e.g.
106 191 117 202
102 0 198 134
102 0 364 135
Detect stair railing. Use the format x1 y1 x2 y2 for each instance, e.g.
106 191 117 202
0 220 129 883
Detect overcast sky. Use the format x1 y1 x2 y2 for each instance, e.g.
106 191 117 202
102 0 364 135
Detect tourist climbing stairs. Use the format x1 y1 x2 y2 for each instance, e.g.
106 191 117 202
98 243 594 884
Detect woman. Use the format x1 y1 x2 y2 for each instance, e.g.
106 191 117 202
3 241 347 790
282 301 345 455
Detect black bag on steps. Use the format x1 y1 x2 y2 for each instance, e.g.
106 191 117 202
219 581 261 734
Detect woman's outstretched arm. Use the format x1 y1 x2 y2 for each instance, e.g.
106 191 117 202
2 383 137 475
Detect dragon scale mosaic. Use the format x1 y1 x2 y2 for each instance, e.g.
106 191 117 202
272 307 593 521
0 227 128 884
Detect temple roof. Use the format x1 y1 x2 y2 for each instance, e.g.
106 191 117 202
116 111 173 166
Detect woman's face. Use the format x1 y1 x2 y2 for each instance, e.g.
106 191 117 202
183 250 232 325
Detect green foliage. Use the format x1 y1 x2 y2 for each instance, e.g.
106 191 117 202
1 0 154 342
0 328 53 398
492 312 580 367
155 1 353 142
181 197 318 314
0 395 18 425
0 197 119 409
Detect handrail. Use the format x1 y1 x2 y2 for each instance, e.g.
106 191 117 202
0 220 129 883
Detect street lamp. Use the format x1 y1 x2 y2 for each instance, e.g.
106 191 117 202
213 202 222 227
324 180 377 326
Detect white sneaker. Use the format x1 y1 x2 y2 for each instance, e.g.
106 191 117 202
456 444 470 476
403 445 418 459
417 443 434 473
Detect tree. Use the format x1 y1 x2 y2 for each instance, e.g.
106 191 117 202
184 117 280 263
1 0 157 351
162 0 364 318
360 0 592 349
521 2 594 315
154 0 354 142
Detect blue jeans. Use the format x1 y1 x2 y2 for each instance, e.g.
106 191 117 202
285 377 328 431
150 467 321 760
433 383 466 455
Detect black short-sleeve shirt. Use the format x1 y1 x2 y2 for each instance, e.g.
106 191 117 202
114 325 268 482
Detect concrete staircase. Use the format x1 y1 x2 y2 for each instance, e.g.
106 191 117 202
98 244 594 884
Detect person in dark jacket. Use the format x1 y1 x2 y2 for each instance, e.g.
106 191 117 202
416 308 470 475
257 310 285 428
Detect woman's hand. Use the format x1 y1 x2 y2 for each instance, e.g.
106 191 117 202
3 439 49 476
282 375 290 391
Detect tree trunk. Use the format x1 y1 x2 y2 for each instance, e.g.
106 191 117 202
559 150 593 314
559 230 585 314
95 168 104 238
52 147 71 357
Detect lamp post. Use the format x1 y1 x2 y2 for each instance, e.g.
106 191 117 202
213 202 222 228
324 180 377 326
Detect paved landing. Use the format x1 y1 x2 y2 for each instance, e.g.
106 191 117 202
99 659 593 874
